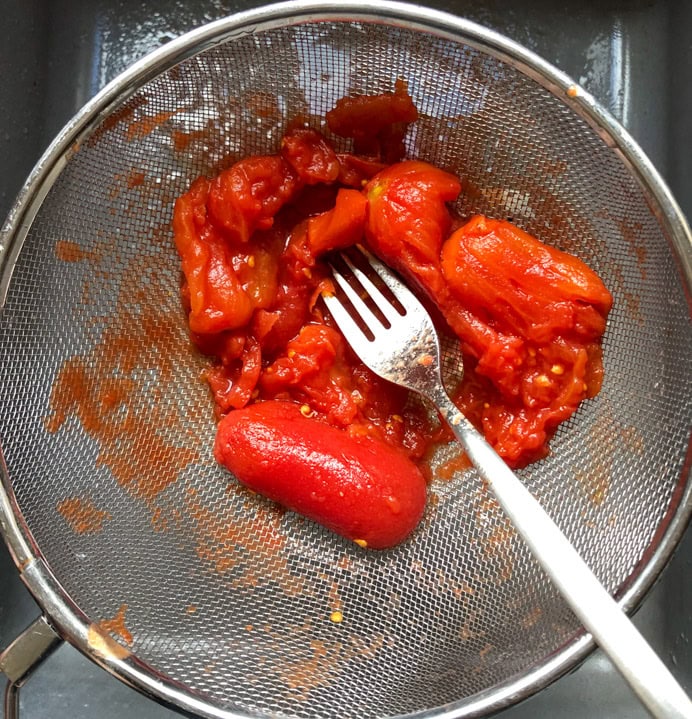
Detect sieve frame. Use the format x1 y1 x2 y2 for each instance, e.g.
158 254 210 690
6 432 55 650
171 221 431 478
0 1 690 717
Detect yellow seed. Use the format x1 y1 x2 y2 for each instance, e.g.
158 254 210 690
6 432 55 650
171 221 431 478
354 539 368 548
302 267 312 279
550 364 565 375
330 611 343 623
483 402 490 409
528 347 536 358
247 255 256 268
300 404 312 417
391 414 403 423
535 374 551 387
582 382 589 392
369 181 384 199
288 349 296 358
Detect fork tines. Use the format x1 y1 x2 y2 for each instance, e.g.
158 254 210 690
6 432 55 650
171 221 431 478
324 246 408 341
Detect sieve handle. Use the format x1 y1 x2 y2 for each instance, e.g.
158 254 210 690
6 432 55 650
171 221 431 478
434 391 692 719
0 615 62 719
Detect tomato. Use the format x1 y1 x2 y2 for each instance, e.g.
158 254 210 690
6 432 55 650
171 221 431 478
365 161 461 268
281 127 340 185
214 401 427 549
441 216 612 344
173 178 254 334
173 179 288 335
439 217 612 466
259 324 355 416
306 188 368 255
327 79 418 161
207 156 301 243
205 335 262 413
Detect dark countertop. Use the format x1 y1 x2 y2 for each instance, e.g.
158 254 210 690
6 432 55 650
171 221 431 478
0 1 690 717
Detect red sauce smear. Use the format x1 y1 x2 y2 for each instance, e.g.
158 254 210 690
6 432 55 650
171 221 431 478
98 603 133 646
55 240 96 263
172 129 206 152
56 497 111 534
126 169 146 188
126 110 176 142
172 82 612 548
47 253 200 503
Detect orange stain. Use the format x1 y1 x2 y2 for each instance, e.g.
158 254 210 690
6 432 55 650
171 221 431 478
57 497 111 534
98 604 133 646
126 110 177 141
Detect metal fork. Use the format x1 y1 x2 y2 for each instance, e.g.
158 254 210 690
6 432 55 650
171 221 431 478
323 245 692 719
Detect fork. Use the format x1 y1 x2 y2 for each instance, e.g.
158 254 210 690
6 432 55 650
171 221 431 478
322 245 692 719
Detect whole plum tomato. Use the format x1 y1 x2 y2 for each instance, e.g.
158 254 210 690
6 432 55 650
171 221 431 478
214 401 427 549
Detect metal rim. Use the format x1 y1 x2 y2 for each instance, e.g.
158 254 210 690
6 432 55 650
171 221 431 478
0 1 690 717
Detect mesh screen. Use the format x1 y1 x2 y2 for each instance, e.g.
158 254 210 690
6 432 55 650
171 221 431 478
0 19 690 719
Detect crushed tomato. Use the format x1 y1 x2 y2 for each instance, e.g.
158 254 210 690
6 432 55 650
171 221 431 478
172 85 612 545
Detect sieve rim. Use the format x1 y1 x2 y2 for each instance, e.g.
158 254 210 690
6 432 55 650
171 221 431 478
0 1 690 717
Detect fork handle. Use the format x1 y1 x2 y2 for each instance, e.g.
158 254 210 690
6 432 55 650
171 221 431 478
433 391 692 719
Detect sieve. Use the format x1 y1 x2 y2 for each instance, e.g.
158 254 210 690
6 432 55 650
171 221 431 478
0 2 690 718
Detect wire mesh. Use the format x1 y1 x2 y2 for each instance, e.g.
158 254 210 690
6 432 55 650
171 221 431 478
0 16 690 719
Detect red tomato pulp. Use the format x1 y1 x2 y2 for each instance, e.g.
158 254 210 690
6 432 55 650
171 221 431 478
173 87 612 547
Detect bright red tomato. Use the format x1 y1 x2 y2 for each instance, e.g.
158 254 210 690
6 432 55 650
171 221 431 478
214 401 427 549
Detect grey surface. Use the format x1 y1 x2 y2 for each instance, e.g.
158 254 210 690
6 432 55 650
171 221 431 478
0 1 689 718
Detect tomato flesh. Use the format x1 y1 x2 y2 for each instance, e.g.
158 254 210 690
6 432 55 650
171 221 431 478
173 87 612 546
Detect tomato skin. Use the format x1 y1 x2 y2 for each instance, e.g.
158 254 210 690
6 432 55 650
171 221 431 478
214 401 427 549
365 161 461 267
441 216 613 344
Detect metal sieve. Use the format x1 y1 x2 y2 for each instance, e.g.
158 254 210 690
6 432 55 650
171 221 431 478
0 2 690 718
